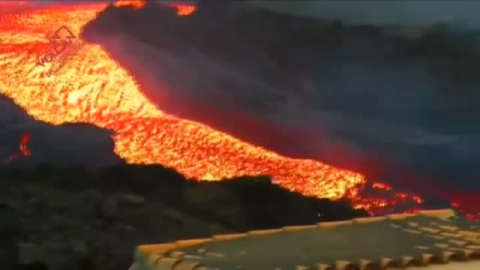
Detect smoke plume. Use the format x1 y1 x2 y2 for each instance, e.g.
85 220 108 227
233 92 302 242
82 2 480 204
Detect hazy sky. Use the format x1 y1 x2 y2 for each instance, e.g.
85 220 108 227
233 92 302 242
19 0 480 28
253 1 480 28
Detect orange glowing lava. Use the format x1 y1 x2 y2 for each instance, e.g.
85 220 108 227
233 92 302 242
114 0 146 10
113 0 197 16
169 4 197 16
3 133 32 163
0 1 472 218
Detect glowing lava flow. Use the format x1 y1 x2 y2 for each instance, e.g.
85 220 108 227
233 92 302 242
114 0 146 10
114 0 197 16
0 2 427 214
169 4 197 16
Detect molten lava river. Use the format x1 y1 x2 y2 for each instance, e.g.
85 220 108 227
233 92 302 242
0 1 476 218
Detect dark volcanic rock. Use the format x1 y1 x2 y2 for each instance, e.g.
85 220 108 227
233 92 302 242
0 165 367 270
0 204 19 270
24 123 122 168
185 176 364 230
0 94 124 168
83 1 479 94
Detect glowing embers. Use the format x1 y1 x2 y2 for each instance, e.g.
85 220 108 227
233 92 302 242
112 0 197 16
348 181 424 216
169 4 197 16
2 133 32 163
113 0 146 10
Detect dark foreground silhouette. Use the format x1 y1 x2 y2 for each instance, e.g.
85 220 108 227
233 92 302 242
0 89 365 270
0 165 366 270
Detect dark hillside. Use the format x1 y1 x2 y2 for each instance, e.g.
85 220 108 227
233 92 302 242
0 165 366 270
0 94 366 270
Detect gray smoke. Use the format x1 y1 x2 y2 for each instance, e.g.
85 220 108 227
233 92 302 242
252 0 480 28
81 2 480 199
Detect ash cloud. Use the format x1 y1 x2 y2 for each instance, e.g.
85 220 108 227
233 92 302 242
82 2 480 201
